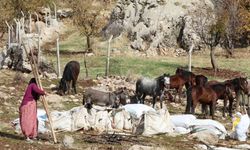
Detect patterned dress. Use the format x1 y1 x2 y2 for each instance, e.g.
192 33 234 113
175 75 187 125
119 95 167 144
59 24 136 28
19 83 45 138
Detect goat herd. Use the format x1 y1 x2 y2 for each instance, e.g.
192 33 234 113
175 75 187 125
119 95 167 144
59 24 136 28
57 61 250 120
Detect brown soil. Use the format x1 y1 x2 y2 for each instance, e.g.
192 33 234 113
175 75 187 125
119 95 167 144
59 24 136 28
193 67 246 79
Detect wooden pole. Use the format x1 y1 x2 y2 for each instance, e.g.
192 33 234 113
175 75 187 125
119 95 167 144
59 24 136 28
53 2 57 21
14 19 18 43
37 30 41 65
56 34 61 78
48 6 51 27
105 35 113 76
22 42 57 143
28 12 32 33
5 21 10 49
188 42 194 72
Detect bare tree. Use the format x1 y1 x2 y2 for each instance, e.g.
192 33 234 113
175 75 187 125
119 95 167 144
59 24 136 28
216 0 240 57
216 0 250 55
190 6 223 72
70 0 109 52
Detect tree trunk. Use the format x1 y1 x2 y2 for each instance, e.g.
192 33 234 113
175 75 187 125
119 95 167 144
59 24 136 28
225 36 233 58
86 36 92 53
84 53 88 78
210 46 218 72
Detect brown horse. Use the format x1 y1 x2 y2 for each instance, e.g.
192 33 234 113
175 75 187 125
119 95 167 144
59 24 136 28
166 68 196 102
202 77 248 117
175 68 196 89
195 75 208 86
187 83 233 119
58 61 80 95
168 74 187 102
208 83 234 117
225 77 249 112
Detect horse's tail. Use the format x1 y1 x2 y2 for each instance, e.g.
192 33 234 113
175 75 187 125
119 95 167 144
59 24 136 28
185 87 193 114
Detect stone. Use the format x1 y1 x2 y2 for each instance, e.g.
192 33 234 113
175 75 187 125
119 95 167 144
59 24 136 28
194 144 207 150
46 94 64 103
63 135 74 148
43 72 57 79
9 87 15 90
189 130 219 145
49 84 57 89
234 144 250 149
128 145 165 150
72 99 79 102
69 95 75 99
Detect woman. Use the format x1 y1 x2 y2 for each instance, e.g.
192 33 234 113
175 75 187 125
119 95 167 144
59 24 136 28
19 78 46 141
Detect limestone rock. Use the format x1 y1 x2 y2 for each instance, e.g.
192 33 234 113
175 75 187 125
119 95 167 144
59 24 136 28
104 0 214 55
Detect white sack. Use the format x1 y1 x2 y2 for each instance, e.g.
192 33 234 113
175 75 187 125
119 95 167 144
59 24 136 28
112 109 132 130
170 114 196 128
190 119 227 139
50 110 73 131
135 109 174 136
122 104 156 118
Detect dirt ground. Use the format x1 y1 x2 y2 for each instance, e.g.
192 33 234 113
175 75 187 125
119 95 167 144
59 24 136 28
0 67 249 150
193 67 246 79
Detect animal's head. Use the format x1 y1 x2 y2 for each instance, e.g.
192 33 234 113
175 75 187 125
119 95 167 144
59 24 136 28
159 73 170 88
195 75 208 86
232 77 248 94
57 78 67 95
112 96 121 109
238 77 249 94
84 96 93 109
175 68 183 75
130 95 139 104
114 87 130 105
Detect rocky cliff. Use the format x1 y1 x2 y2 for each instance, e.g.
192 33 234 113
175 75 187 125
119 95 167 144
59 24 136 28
103 0 215 55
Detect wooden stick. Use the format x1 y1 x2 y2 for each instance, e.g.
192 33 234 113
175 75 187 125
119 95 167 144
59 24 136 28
22 42 57 143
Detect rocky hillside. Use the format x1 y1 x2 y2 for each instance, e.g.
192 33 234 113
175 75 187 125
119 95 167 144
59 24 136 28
104 0 214 55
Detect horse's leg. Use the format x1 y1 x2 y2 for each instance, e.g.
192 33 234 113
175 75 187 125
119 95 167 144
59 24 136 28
72 80 77 94
66 81 70 95
210 101 216 120
236 90 241 111
223 98 227 117
159 93 164 108
247 95 250 115
178 86 182 103
201 104 207 118
142 94 146 104
174 88 178 102
242 92 247 114
192 101 197 114
185 87 192 114
152 96 156 108
69 80 73 95
229 97 233 117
